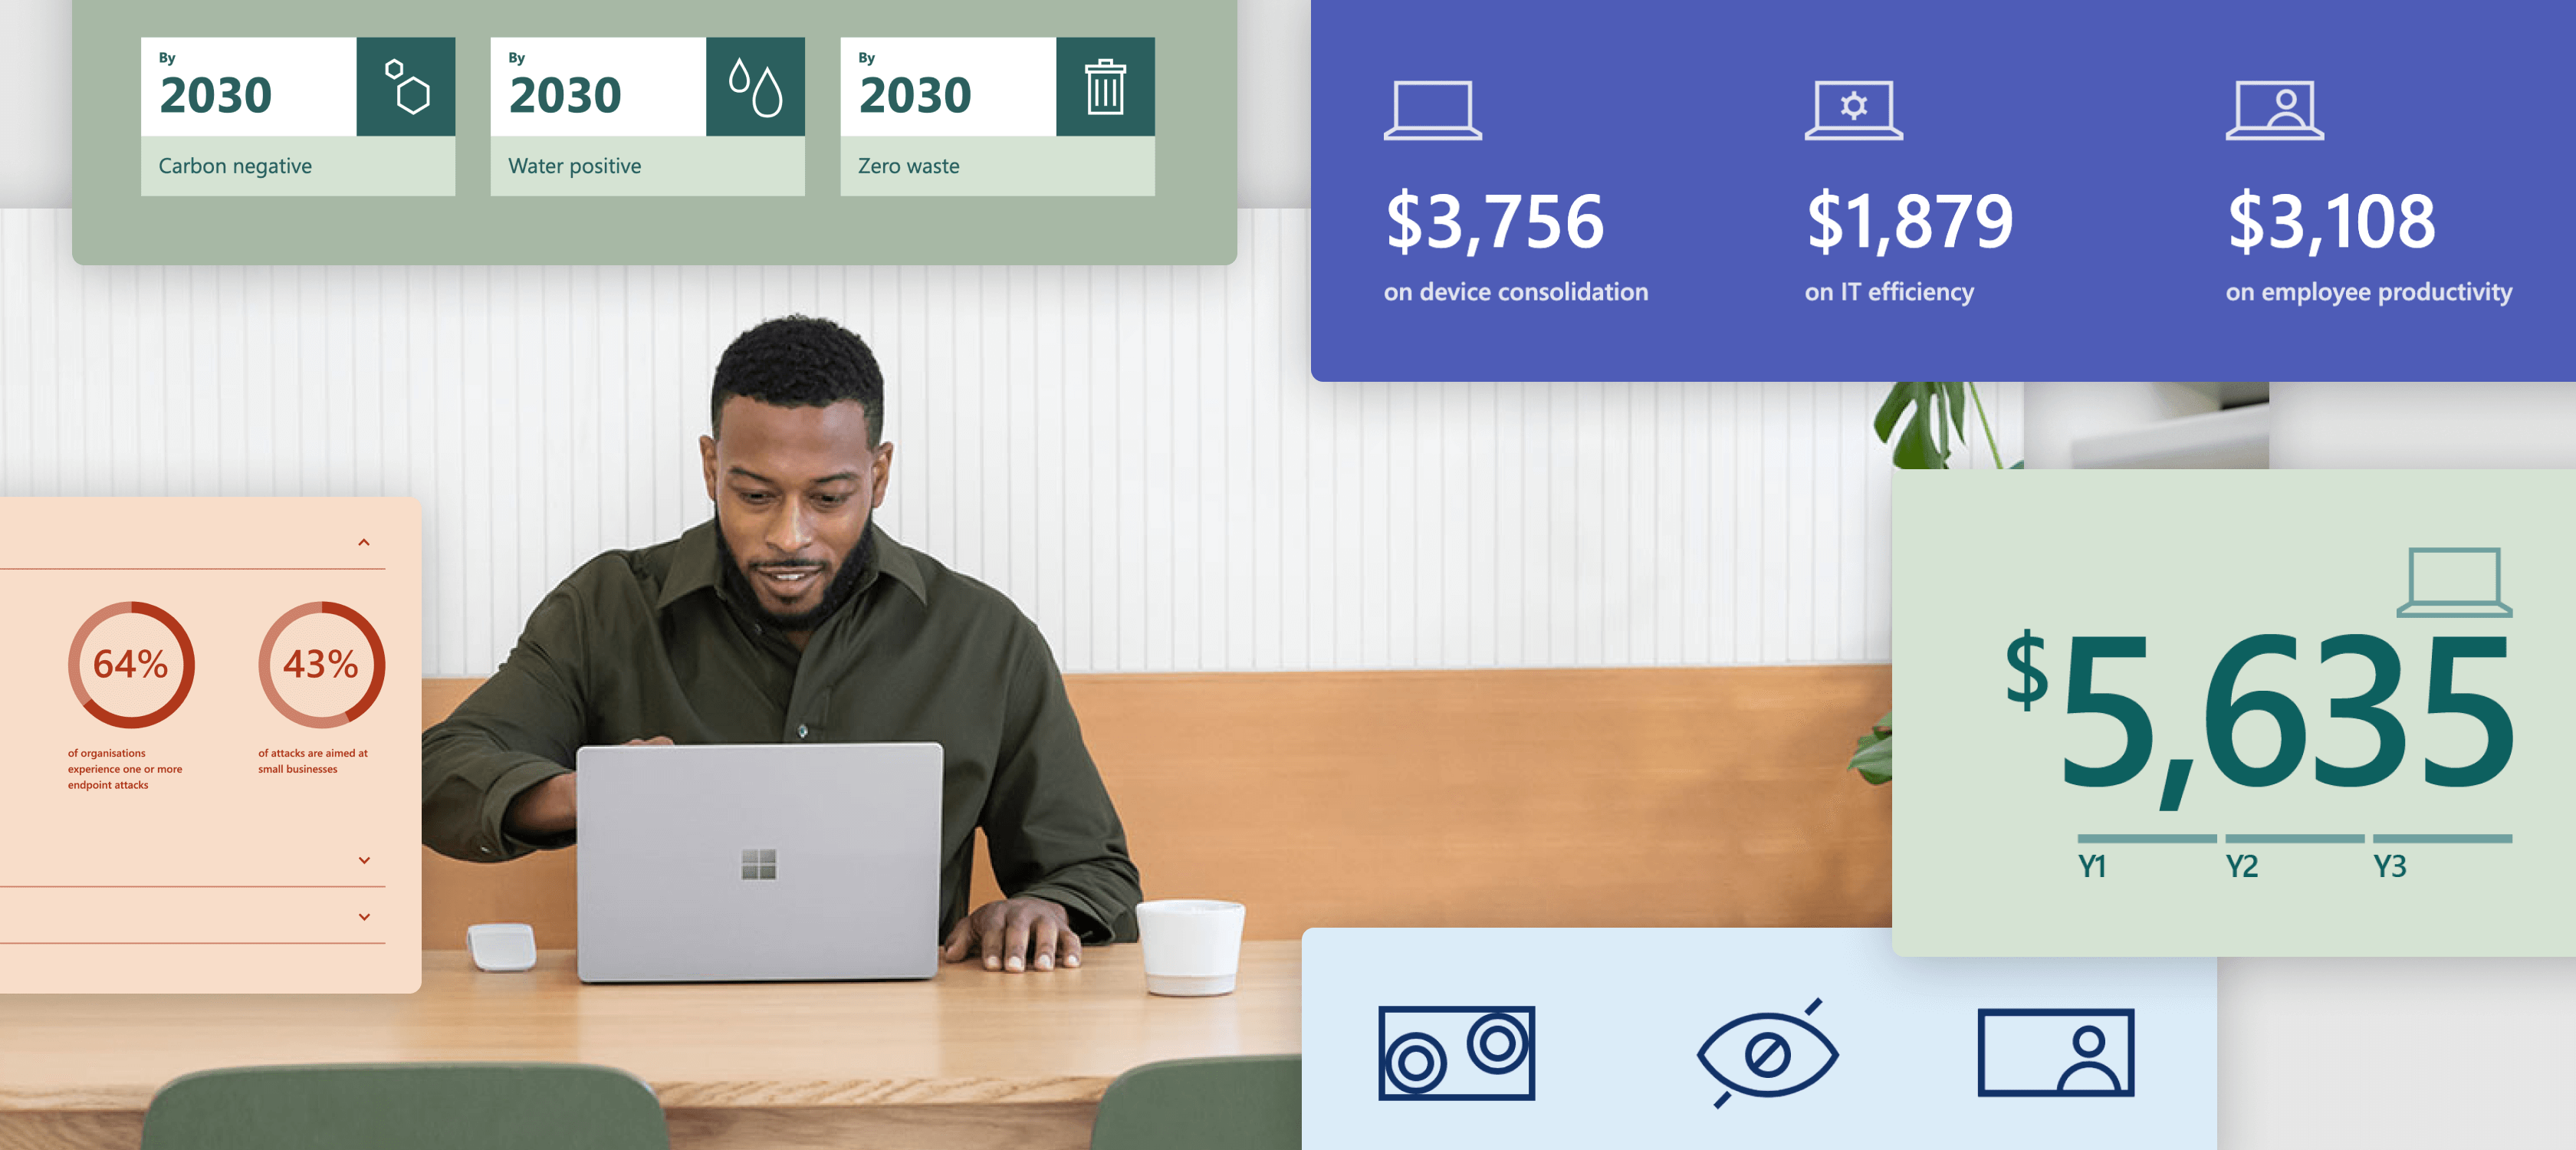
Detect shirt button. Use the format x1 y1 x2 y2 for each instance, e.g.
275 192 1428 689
797 724 810 739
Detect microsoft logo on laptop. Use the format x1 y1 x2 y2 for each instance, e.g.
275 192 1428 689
740 848 778 880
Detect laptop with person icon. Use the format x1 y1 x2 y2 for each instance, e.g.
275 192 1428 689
2226 80 2324 140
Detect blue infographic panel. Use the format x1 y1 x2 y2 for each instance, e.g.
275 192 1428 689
1310 1 2571 381
1304 929 2215 1148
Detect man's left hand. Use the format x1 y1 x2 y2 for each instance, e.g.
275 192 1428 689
941 896 1083 972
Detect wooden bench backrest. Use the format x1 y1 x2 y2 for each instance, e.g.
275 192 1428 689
419 667 1891 947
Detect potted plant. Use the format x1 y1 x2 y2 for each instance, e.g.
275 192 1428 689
1847 383 2016 787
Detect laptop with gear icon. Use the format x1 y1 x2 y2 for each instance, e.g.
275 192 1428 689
1806 80 1902 140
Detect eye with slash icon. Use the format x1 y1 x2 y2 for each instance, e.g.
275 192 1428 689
1697 997 1839 1111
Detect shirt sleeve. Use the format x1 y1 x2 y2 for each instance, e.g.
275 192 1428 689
420 575 595 863
981 623 1143 944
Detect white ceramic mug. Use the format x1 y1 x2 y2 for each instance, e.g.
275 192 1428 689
1136 899 1247 996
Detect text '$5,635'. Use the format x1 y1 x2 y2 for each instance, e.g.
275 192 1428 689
2003 629 2510 811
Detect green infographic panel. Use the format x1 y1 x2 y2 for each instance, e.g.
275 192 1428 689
138 36 458 198
75 0 1232 264
834 36 1157 198
1895 471 2571 957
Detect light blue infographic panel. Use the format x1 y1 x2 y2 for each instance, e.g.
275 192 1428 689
1303 928 2214 1148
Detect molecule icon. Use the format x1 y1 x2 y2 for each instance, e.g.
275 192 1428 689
385 58 432 115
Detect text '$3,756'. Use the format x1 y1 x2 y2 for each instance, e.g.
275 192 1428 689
2003 629 2511 810
1389 190 1604 255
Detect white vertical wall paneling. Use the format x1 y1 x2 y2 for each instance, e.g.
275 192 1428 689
0 207 2020 675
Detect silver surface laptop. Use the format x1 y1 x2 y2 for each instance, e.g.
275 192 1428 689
574 741 941 983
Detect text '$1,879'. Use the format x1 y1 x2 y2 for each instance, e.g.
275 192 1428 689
1809 190 2014 255
1389 189 1605 255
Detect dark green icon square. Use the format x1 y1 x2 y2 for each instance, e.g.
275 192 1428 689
356 38 455 137
706 38 805 137
1055 38 1153 137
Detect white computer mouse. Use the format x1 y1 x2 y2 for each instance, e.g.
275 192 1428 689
466 922 538 972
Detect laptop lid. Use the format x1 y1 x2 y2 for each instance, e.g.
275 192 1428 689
2235 81 2316 131
574 741 942 983
1813 81 1894 130
2408 547 2502 605
1394 81 1474 130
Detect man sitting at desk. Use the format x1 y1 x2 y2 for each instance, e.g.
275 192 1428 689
423 315 1139 974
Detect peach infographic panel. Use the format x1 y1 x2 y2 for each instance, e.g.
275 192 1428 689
0 498 420 992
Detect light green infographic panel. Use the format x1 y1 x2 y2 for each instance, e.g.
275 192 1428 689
1896 471 2565 956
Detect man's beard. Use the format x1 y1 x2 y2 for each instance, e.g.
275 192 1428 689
716 528 873 633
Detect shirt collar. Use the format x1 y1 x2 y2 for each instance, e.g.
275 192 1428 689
870 524 930 605
656 519 928 613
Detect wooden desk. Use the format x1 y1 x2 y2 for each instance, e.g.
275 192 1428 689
0 941 1300 1150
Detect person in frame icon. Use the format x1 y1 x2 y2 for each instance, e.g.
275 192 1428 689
2057 1024 2123 1092
2266 86 2310 128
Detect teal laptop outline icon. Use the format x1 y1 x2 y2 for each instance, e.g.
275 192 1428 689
2396 547 2512 618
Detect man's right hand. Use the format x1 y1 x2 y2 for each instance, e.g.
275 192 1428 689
501 736 671 837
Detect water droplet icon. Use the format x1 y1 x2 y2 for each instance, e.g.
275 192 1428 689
752 67 783 118
728 58 751 94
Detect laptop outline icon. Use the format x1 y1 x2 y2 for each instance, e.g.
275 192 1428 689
2395 547 2512 618
1805 80 1902 141
1384 80 1482 142
2225 80 2324 141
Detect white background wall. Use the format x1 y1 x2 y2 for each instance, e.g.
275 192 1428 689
0 206 2023 675
2272 383 2576 468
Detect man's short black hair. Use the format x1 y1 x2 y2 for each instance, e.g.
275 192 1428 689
711 315 885 443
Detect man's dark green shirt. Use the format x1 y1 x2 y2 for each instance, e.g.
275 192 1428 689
421 521 1141 942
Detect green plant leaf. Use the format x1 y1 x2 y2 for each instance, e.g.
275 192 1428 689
1848 712 1893 785
1872 383 1929 442
1934 383 1967 461
1878 383 1956 469
1891 406 1947 468
1849 741 1891 785
1847 711 1893 785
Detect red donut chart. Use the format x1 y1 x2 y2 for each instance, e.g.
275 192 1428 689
258 601 389 729
66 601 197 729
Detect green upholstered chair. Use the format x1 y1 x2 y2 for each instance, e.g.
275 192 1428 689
1089 1054 1300 1150
139 1063 668 1150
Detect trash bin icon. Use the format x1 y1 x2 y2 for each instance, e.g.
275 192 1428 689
1086 58 1127 116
